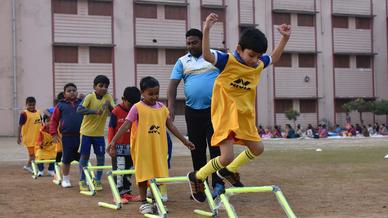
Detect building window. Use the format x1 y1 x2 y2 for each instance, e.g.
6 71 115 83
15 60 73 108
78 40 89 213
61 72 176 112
298 54 315 68
134 3 157 18
334 55 350 68
297 14 314 27
52 0 77 14
273 13 291 25
90 47 112 63
356 55 371 68
275 99 293 113
88 0 113 16
165 6 186 20
275 53 292 67
201 8 225 22
54 46 78 63
332 16 348 28
300 99 317 113
166 49 186 65
355 17 371 29
136 48 158 64
335 99 353 112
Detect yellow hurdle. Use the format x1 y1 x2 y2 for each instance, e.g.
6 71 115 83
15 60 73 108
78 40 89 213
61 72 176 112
98 169 135 210
219 185 297 218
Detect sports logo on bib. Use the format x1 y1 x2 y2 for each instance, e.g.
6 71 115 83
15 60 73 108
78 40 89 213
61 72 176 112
148 125 160 134
230 78 251 90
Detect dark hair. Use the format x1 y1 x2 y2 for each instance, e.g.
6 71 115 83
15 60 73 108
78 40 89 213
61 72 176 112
186 28 203 40
57 92 64 100
238 28 268 53
43 114 50 122
123 86 141 104
93 75 110 86
26 96 36 104
54 92 65 105
140 76 159 91
64 83 77 92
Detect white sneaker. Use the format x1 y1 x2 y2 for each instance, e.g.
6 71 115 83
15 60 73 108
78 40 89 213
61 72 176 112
61 180 72 188
37 171 44 177
48 170 55 177
139 203 155 214
23 165 33 173
161 194 168 202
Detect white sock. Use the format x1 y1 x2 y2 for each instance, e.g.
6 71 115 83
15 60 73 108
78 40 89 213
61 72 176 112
63 175 70 181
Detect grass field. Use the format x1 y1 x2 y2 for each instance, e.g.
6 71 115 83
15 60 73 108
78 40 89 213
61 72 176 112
0 137 387 217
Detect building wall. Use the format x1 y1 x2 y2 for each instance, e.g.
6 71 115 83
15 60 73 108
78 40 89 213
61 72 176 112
1 0 388 135
0 0 15 135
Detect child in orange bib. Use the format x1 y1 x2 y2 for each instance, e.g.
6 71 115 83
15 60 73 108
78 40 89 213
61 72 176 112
109 76 195 215
188 13 291 202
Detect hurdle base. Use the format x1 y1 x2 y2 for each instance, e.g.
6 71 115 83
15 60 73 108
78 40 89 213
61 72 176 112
80 191 95 196
52 179 61 185
98 202 121 210
193 209 215 217
144 214 164 218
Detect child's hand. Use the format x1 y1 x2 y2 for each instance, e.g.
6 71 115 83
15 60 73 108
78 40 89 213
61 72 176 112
107 145 116 158
95 109 103 115
183 139 195 150
204 13 218 30
277 24 291 39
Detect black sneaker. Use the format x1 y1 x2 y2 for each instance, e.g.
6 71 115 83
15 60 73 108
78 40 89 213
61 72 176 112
187 171 206 203
217 168 244 187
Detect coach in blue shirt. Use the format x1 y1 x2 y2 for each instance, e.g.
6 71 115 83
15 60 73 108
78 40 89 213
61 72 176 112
167 29 224 198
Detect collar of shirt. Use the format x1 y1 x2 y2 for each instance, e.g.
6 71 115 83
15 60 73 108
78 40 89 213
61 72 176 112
232 50 258 68
187 52 203 60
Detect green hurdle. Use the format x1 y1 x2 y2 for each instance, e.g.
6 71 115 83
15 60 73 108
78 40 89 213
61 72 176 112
219 185 296 218
147 176 217 217
98 169 135 210
31 160 56 179
148 179 167 217
80 164 113 196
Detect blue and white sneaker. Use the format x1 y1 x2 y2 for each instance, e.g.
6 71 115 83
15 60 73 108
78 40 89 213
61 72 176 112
211 183 225 199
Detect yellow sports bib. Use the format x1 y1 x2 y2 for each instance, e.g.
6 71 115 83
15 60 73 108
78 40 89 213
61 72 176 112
211 54 264 145
130 102 169 184
21 110 42 147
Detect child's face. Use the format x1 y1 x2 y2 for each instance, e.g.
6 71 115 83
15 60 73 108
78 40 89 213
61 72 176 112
141 86 159 106
26 102 36 112
64 86 78 100
122 98 131 108
237 46 262 68
94 83 109 97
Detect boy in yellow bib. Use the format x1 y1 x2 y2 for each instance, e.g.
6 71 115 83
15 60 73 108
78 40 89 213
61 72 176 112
188 13 291 202
109 76 195 215
35 114 57 176
17 97 42 174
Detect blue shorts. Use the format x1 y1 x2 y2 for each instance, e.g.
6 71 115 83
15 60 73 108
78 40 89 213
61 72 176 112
62 135 81 164
80 135 105 156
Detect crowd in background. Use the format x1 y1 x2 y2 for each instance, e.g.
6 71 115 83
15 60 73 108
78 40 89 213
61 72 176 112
258 122 388 139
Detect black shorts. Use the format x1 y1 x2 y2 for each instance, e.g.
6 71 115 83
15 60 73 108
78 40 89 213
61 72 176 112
61 135 80 164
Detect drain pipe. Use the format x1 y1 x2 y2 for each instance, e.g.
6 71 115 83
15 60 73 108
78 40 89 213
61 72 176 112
12 0 18 136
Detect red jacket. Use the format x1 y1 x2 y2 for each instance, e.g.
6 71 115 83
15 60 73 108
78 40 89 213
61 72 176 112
108 103 130 144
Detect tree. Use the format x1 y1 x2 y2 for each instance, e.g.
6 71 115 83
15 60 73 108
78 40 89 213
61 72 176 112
344 98 373 125
373 99 388 124
284 109 300 128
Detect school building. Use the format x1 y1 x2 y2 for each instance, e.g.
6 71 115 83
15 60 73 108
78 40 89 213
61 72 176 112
1 0 387 136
